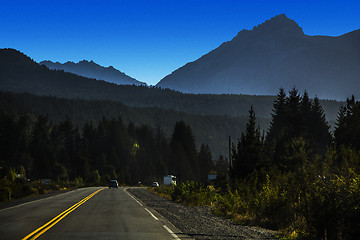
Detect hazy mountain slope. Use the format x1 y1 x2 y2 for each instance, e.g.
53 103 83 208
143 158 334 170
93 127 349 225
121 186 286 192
0 48 274 119
0 48 342 124
156 14 360 100
40 60 146 86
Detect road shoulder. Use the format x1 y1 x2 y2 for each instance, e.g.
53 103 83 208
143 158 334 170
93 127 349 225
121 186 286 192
128 187 278 240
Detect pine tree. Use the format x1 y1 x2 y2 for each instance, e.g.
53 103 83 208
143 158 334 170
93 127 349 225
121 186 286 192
300 90 312 125
198 144 213 184
30 115 54 179
286 87 303 137
169 121 199 182
267 88 287 143
51 117 79 179
308 97 332 153
231 106 263 179
267 88 331 170
334 95 360 150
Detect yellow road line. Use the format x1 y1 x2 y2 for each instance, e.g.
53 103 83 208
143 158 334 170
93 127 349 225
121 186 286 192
21 188 104 240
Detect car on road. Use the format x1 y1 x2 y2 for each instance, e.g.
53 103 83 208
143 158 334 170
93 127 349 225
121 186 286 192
152 181 159 187
109 180 119 188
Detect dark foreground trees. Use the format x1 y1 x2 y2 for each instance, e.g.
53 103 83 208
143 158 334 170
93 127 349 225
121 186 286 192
0 113 215 200
266 88 332 170
231 106 264 180
226 90 360 240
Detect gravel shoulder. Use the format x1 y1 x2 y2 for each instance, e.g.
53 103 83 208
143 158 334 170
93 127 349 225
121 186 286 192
128 187 278 240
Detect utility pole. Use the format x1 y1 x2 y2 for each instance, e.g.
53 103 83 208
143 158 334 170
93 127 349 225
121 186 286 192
228 136 232 169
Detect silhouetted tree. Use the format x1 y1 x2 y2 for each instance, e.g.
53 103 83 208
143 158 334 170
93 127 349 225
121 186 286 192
198 144 213 184
334 95 360 150
169 121 199 182
267 88 331 170
30 115 54 179
231 106 263 179
267 88 287 143
308 97 332 153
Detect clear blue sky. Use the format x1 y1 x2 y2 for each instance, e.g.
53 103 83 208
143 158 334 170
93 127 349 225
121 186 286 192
1 0 359 85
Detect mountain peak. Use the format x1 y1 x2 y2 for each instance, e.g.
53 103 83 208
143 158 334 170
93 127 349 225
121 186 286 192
40 60 146 86
252 14 304 36
79 59 94 64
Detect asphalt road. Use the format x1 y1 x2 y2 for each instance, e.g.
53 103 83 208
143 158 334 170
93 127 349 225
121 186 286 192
0 187 185 240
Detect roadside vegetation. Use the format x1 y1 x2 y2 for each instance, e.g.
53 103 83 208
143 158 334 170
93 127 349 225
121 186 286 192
153 89 360 240
0 169 84 201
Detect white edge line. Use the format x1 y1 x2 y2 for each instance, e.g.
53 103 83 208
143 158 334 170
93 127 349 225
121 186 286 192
124 188 143 206
163 224 181 240
144 208 159 221
0 188 84 212
124 188 182 240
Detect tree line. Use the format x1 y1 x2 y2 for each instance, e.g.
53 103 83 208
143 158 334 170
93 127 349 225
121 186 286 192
0 91 253 159
0 113 217 200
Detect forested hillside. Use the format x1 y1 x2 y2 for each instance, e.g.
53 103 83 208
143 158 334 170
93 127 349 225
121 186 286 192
0 91 263 157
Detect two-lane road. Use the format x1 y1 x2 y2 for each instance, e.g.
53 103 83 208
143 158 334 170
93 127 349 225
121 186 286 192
0 187 183 240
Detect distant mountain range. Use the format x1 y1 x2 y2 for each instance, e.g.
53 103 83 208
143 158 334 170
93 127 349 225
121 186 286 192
156 14 360 100
40 59 146 86
0 48 342 125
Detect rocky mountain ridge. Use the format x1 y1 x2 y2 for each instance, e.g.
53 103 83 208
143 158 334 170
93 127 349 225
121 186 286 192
156 14 360 100
41 59 146 86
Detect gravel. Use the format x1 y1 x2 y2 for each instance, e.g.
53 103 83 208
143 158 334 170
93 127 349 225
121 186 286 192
128 188 279 240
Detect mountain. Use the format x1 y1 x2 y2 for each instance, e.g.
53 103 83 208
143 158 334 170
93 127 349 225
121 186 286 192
156 14 360 100
0 48 342 126
40 59 146 86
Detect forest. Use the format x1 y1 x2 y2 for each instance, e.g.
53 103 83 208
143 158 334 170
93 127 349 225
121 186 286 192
0 89 237 202
154 89 360 240
0 110 220 198
0 91 259 158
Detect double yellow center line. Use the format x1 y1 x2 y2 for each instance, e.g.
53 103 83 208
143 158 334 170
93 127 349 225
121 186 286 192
22 188 104 240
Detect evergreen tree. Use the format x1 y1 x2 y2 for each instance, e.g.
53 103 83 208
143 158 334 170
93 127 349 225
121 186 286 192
267 88 287 143
300 90 312 126
30 115 54 179
308 97 332 153
51 117 79 180
0 114 18 169
286 87 303 137
334 95 360 150
169 121 199 182
81 121 96 179
16 115 33 173
267 88 331 170
198 144 213 184
231 106 263 179
153 126 169 180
